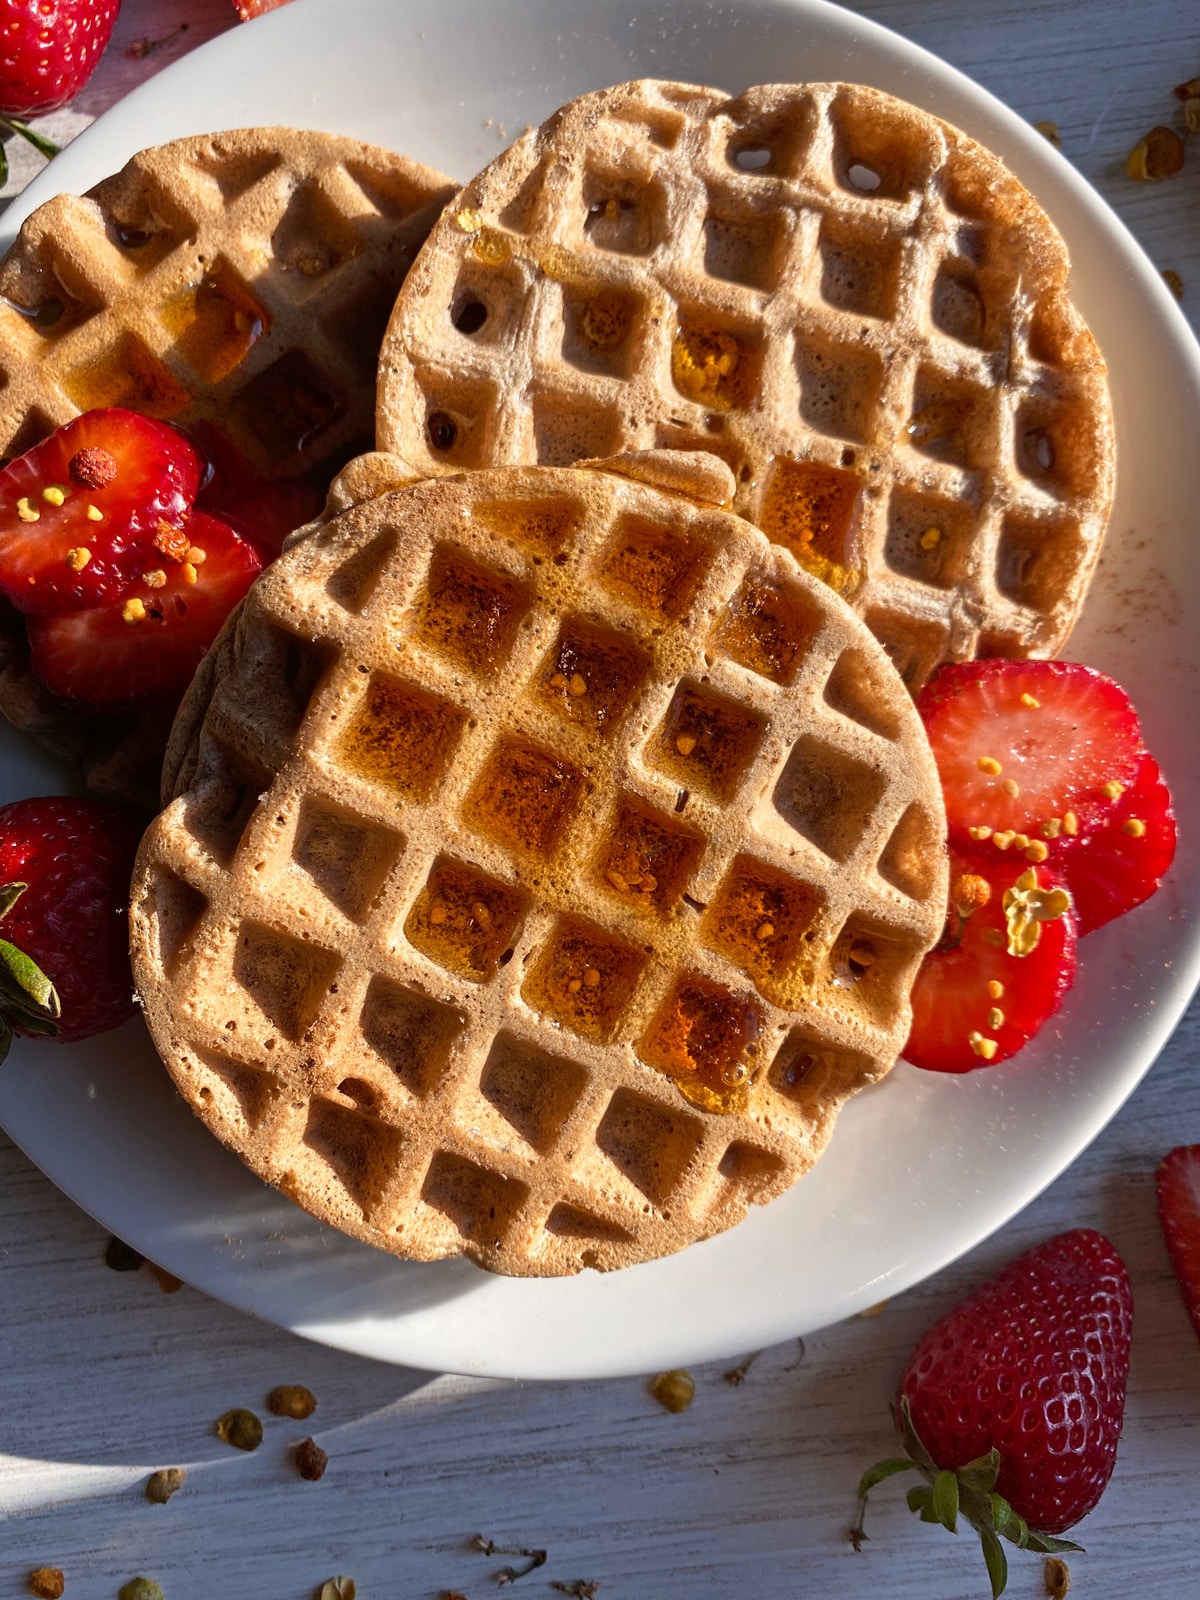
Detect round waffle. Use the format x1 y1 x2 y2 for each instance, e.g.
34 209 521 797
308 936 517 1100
0 126 457 808
377 79 1115 692
131 449 947 1276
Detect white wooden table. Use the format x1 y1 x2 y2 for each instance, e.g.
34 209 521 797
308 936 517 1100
2 2 1199 1596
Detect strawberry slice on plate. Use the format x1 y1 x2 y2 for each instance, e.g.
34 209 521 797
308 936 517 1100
1157 1145 1200 1348
904 851 1078 1073
26 511 263 706
0 409 204 615
1066 752 1177 933
918 660 1143 852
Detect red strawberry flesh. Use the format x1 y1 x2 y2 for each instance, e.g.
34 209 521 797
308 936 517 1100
903 851 1077 1073
899 1228 1132 1534
1157 1145 1200 1349
26 510 263 706
0 409 204 614
0 795 141 1042
918 661 1143 849
1064 752 1177 934
0 0 121 117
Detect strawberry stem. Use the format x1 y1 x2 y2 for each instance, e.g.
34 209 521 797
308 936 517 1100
853 1399 1084 1598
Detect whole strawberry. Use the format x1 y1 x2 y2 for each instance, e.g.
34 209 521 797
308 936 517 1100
0 0 121 118
0 795 142 1052
856 1230 1132 1597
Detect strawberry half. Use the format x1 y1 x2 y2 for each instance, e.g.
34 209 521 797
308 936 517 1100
904 851 1077 1073
856 1230 1133 1596
1066 752 1177 933
1156 1145 1200 1349
918 661 1143 852
26 511 263 706
0 409 204 615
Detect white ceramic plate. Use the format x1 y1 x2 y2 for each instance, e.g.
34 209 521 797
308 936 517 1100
0 0 1197 1380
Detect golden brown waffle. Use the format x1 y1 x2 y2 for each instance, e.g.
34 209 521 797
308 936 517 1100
377 80 1115 691
131 450 947 1275
0 126 457 806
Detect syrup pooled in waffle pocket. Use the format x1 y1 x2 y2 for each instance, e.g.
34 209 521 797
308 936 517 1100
132 449 946 1275
378 79 1114 690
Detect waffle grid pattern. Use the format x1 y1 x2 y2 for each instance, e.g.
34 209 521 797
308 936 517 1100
134 463 946 1274
378 81 1114 689
0 128 455 475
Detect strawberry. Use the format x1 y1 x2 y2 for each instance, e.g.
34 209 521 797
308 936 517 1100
0 0 121 118
1065 753 1177 934
0 795 142 1052
903 852 1077 1073
1156 1145 1200 1347
918 661 1143 851
855 1230 1133 1597
26 510 263 705
0 409 204 615
918 659 1175 936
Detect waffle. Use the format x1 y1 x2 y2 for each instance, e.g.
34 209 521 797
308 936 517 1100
377 80 1115 691
131 449 947 1275
0 126 457 807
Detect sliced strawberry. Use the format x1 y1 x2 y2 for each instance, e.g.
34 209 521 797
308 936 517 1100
918 661 1143 852
190 423 324 558
904 851 1077 1073
0 410 204 615
1157 1145 1200 1348
1065 753 1177 934
26 512 262 707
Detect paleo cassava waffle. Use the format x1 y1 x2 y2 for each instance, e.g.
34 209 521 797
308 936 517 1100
131 448 947 1276
0 126 456 807
377 79 1114 691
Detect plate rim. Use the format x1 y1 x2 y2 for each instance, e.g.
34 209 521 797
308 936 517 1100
1 0 1198 1379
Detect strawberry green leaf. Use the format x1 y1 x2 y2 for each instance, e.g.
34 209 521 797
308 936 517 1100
980 1526 1009 1599
17 1012 58 1038
957 1449 1001 1496
0 881 27 921
855 1458 915 1499
0 937 60 1021
932 1470 960 1533
906 1484 933 1516
0 115 61 162
1025 1531 1084 1556
989 1494 1019 1542
897 1396 939 1475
